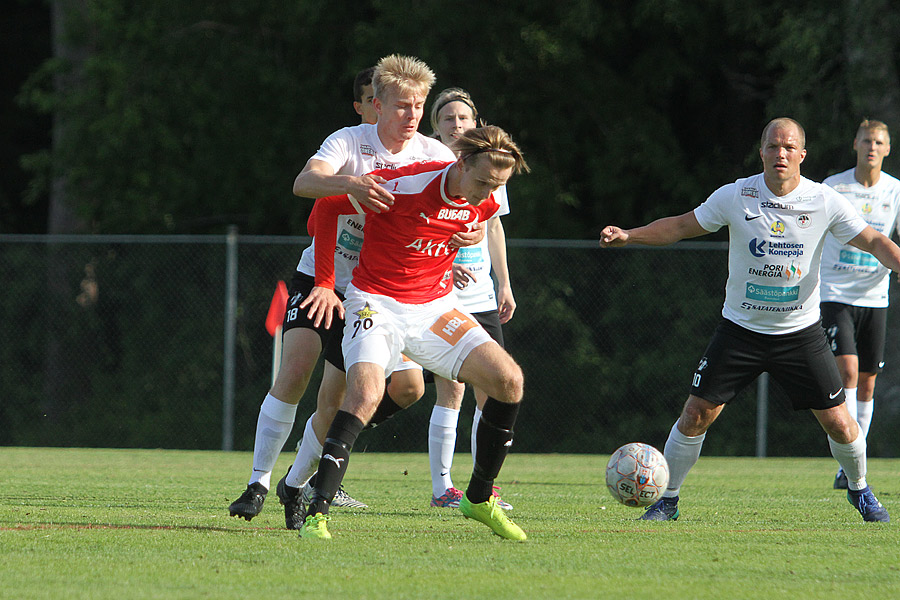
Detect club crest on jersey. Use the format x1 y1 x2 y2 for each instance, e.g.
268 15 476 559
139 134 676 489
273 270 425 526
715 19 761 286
354 303 378 320
437 208 472 220
770 221 785 236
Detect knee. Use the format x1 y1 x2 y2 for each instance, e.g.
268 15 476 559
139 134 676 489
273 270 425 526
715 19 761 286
678 398 715 436
498 362 524 403
270 369 313 402
387 377 425 408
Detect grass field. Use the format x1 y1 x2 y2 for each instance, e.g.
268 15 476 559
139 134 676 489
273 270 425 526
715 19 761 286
1 447 898 599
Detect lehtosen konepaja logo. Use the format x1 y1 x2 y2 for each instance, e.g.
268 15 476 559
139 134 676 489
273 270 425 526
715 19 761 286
745 283 800 302
748 238 804 258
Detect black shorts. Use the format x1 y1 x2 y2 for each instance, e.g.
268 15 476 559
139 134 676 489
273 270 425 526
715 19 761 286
689 318 844 411
284 272 345 371
421 308 503 384
820 302 886 373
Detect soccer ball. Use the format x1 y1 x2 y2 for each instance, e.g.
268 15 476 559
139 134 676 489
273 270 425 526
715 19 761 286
605 442 669 507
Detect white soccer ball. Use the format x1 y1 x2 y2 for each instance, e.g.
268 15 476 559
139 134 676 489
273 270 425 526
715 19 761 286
605 442 670 507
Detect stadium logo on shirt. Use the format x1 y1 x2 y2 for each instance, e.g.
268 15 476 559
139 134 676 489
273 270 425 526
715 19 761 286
770 221 785 236
360 144 375 157
797 213 811 228
741 187 759 198
760 200 794 210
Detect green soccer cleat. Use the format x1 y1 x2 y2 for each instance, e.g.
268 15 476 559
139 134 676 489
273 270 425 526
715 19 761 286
298 513 332 539
459 494 527 541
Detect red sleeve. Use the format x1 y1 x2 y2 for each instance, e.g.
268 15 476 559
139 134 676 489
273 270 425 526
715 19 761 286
308 195 368 290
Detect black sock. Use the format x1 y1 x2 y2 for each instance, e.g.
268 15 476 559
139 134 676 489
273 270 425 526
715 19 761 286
306 410 364 516
466 398 521 504
365 390 405 429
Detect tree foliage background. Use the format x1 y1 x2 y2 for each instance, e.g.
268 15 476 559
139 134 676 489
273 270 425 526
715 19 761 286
4 1 900 456
7 0 899 236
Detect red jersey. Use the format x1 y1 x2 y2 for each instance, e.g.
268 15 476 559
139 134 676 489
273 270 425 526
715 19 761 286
309 161 500 303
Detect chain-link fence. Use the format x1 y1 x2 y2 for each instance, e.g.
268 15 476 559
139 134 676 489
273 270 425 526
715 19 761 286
4 233 900 457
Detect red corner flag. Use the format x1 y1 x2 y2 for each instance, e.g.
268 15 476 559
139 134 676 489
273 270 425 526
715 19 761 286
265 280 289 337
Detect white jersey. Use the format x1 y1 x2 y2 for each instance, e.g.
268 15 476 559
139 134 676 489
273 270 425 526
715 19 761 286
296 124 456 293
453 186 510 313
693 173 867 335
819 169 900 307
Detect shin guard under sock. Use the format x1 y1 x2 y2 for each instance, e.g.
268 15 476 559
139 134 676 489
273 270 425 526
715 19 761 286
467 398 520 504
306 410 364 516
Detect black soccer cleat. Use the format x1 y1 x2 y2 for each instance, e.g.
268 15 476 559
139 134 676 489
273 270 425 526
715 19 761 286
228 482 267 521
276 473 306 530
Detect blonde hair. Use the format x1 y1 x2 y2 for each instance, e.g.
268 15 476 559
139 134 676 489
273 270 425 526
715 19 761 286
761 117 806 149
430 87 479 136
856 119 890 143
372 54 435 100
452 125 530 174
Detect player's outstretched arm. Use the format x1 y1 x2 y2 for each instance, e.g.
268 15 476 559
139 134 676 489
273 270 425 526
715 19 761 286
293 159 395 212
487 217 516 324
600 211 707 248
848 226 900 273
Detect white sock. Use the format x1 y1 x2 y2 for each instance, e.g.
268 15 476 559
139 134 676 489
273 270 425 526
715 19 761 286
662 420 706 498
856 399 874 439
285 415 323 489
249 394 297 489
828 431 867 490
429 405 460 497
844 387 858 422
471 406 482 469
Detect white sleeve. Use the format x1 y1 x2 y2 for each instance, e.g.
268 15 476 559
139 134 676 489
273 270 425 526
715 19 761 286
692 183 735 233
493 186 511 218
310 128 353 173
825 186 868 244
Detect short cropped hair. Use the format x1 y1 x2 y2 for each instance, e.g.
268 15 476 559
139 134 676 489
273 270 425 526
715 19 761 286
856 119 890 143
452 125 530 174
761 117 806 149
430 87 479 137
372 54 435 100
353 67 375 104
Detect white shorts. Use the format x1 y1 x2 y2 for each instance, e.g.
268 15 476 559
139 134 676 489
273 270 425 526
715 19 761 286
390 354 423 373
342 283 494 381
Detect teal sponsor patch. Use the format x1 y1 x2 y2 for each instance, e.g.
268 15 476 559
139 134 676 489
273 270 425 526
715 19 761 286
455 247 482 264
745 282 800 302
839 249 878 267
338 230 363 253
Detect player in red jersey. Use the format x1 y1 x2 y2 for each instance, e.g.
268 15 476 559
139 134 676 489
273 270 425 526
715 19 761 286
296 126 531 540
